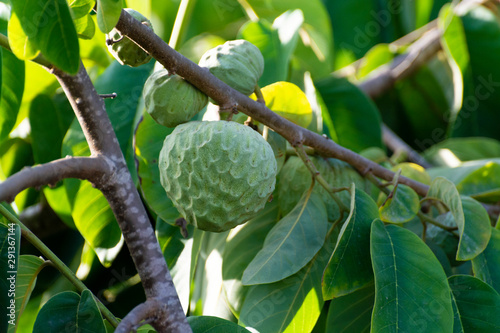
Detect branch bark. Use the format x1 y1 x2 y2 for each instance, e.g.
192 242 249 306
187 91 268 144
0 156 111 203
53 64 191 332
115 299 168 333
114 10 430 197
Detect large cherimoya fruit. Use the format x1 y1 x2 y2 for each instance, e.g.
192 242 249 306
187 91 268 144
278 156 366 221
159 121 277 232
143 69 208 127
106 9 153 67
198 40 264 96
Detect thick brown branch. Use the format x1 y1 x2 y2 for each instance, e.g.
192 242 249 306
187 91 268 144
115 10 430 196
53 64 190 332
116 299 168 333
0 156 110 203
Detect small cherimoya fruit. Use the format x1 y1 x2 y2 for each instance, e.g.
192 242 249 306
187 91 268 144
159 121 277 232
198 40 264 96
143 69 208 128
106 9 153 67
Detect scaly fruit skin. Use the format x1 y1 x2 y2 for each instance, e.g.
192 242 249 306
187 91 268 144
278 156 366 221
159 121 277 232
199 40 264 96
143 69 208 128
107 9 153 67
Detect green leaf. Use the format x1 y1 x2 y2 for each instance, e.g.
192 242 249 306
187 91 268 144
96 0 122 33
357 44 394 79
457 162 500 202
33 290 106 333
0 138 33 180
242 191 328 285
423 137 500 165
11 0 80 73
322 188 378 299
238 10 303 86
74 14 96 40
0 50 24 143
7 12 39 60
9 255 46 332
188 316 251 333
135 112 179 223
325 283 374 333
370 219 454 333
239 232 335 333
427 177 492 260
222 200 279 316
379 184 420 224
29 94 74 164
449 275 500 333
315 77 383 152
439 4 473 135
157 218 195 314
472 228 500 294
264 129 286 174
69 0 96 19
256 81 313 128
391 163 432 185
0 221 20 332
248 0 334 77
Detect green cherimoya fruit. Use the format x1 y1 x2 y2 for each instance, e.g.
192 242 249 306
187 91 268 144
278 156 366 221
106 9 153 67
159 121 277 232
198 40 264 96
143 69 208 128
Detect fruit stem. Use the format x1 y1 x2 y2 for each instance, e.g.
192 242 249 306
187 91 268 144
293 144 350 213
169 0 197 49
0 204 120 328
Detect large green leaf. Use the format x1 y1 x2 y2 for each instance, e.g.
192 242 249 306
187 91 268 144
239 10 303 86
242 191 328 285
453 6 500 139
423 137 500 165
135 111 179 223
7 12 39 60
8 255 46 333
0 221 20 332
248 0 334 77
449 275 500 333
29 94 74 164
222 200 279 317
325 282 374 333
239 231 336 333
379 184 420 224
315 77 383 152
96 0 122 33
427 177 491 260
33 290 106 333
0 50 24 143
356 43 394 79
439 3 472 134
188 316 251 333
322 188 378 299
10 0 80 73
0 138 33 180
472 228 500 294
457 162 500 203
370 219 454 333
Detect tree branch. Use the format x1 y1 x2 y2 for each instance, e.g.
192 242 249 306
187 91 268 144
114 10 430 197
115 299 168 333
53 64 191 332
0 156 111 203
